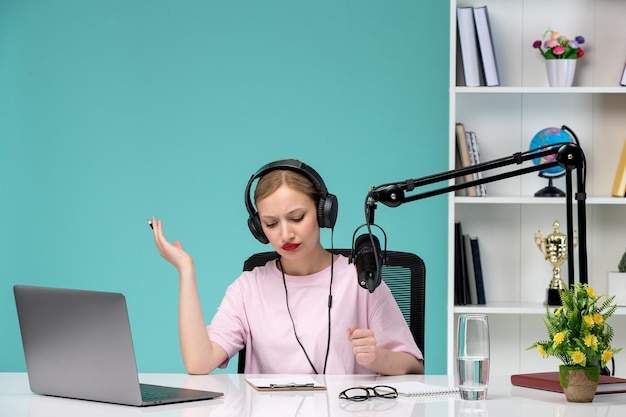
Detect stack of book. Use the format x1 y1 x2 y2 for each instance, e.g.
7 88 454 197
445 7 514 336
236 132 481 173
454 222 486 306
457 5 500 87
455 122 486 197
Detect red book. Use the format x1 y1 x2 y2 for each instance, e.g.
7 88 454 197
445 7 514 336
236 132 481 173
511 372 626 395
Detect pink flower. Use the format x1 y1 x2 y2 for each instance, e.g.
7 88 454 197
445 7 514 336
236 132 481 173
533 28 586 60
545 39 558 48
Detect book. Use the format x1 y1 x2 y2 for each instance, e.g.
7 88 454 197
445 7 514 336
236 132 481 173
456 123 477 197
454 222 468 305
456 7 481 87
472 6 500 86
245 376 326 391
611 137 626 197
464 234 478 304
621 61 626 86
467 130 487 197
511 372 626 395
383 381 459 398
470 236 486 305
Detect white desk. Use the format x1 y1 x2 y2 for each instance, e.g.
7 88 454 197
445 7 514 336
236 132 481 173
2 373 626 416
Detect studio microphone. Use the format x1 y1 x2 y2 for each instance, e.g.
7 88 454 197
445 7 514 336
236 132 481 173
353 233 384 293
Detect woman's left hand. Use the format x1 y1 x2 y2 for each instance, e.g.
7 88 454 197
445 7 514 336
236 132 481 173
347 326 378 367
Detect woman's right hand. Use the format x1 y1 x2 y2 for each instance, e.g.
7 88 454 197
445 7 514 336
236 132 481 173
151 216 194 273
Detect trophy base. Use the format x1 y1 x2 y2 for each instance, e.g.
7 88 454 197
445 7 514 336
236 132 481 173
547 288 562 306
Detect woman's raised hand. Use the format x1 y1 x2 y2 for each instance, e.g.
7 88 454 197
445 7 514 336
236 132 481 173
151 217 194 272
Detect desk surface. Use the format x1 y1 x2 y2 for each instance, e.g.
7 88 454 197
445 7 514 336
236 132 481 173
2 373 626 417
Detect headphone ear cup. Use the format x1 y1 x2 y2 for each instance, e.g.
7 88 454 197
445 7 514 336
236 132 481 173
317 193 338 229
247 213 269 244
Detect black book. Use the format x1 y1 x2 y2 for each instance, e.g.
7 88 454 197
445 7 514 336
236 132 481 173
470 236 486 305
454 222 469 305
464 234 478 304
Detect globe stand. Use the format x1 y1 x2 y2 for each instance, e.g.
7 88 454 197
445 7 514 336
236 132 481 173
535 173 566 197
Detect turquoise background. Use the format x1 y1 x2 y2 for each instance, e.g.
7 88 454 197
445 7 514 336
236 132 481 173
0 1 449 374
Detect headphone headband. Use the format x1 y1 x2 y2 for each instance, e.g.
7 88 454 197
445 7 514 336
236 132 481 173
244 159 338 244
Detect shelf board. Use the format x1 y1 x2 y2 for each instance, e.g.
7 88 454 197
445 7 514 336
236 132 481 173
454 302 547 315
454 302 626 316
455 196 626 205
455 86 626 94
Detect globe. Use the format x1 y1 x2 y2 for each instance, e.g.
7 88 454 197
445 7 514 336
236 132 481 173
530 127 573 175
530 127 574 197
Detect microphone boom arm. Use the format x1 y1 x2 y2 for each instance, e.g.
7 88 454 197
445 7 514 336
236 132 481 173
367 142 588 288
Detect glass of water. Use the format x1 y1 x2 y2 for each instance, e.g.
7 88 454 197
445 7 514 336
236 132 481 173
456 314 490 400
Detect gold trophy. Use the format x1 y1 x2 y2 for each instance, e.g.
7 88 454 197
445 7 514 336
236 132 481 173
535 220 577 305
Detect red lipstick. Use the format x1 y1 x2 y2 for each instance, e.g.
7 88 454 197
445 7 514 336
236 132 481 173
282 243 300 251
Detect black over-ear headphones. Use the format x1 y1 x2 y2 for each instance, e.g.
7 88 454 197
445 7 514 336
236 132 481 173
244 159 338 244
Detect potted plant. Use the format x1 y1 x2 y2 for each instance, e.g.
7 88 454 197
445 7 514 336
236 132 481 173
528 283 622 402
532 28 586 87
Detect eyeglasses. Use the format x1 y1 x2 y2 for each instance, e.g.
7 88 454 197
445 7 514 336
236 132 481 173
338 385 398 401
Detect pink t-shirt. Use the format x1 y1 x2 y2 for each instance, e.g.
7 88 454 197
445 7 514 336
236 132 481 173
207 255 423 374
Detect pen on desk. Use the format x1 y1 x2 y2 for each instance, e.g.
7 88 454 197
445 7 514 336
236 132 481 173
269 383 315 389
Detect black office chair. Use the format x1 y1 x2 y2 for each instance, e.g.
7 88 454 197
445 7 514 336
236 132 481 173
237 249 426 373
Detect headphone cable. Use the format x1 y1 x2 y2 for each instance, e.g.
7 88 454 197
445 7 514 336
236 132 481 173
279 254 333 375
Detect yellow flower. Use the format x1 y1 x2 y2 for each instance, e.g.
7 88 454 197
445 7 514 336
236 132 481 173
593 313 604 325
584 334 598 348
571 351 585 365
537 345 546 357
553 332 565 345
528 282 621 367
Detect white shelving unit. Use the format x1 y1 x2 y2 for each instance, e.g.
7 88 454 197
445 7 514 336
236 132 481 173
448 0 626 375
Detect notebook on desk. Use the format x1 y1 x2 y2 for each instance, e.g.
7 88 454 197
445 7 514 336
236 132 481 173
511 372 626 395
13 285 223 406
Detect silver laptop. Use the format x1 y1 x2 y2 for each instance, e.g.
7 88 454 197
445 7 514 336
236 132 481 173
13 285 223 406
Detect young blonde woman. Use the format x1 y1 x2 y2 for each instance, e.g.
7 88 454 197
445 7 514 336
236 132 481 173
152 159 423 375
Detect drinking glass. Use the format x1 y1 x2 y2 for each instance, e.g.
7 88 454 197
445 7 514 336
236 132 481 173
456 314 490 400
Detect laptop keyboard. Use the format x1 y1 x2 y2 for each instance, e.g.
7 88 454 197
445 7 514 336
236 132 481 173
141 390 177 402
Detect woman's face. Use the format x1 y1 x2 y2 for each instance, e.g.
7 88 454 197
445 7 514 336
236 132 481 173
256 183 320 260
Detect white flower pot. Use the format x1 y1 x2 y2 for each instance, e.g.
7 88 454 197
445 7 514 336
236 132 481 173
545 59 577 87
607 272 626 306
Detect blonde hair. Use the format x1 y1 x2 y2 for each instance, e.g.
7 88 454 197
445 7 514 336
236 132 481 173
254 169 320 206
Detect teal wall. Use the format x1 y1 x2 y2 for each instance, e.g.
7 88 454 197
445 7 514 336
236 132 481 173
0 1 450 374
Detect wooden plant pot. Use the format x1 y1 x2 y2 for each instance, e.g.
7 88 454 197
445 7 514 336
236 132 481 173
559 365 599 403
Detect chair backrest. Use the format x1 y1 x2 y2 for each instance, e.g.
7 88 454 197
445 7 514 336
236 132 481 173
237 249 426 373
